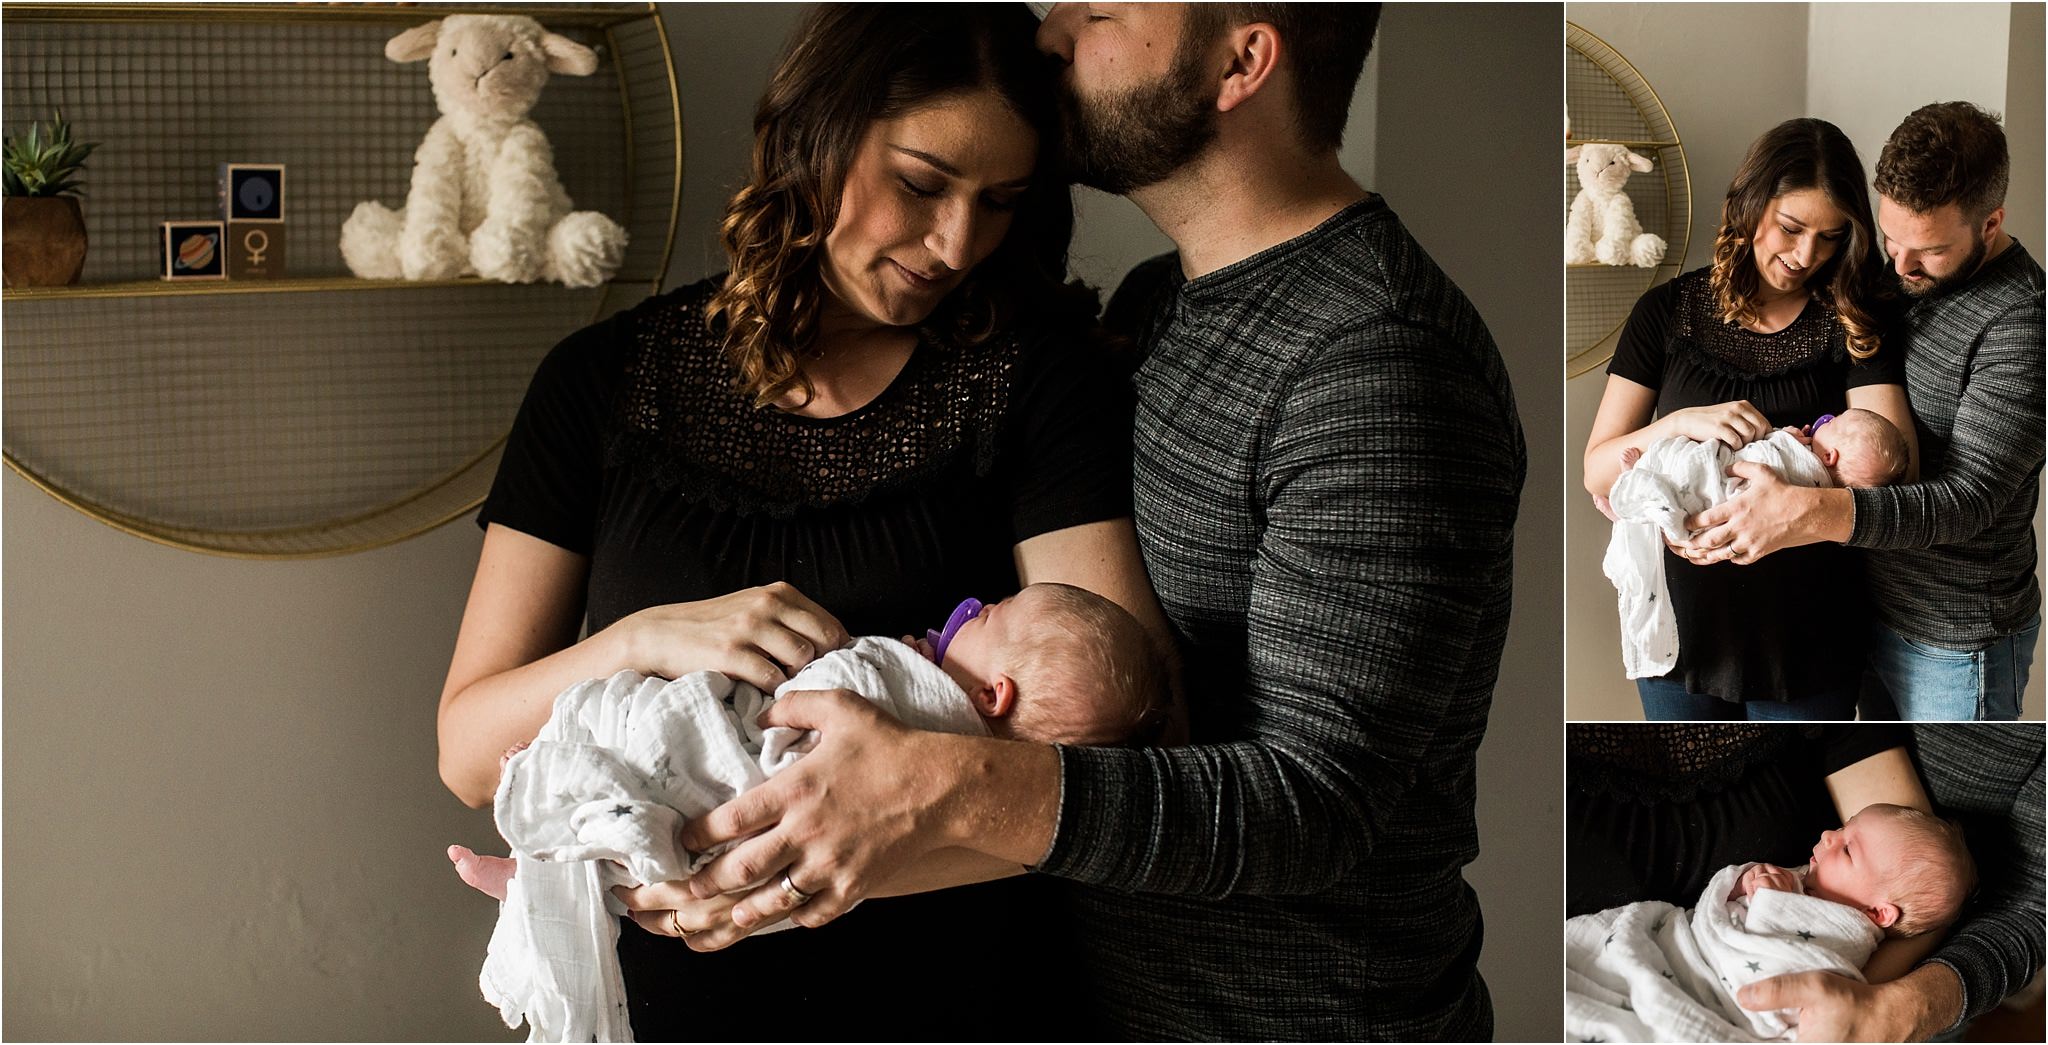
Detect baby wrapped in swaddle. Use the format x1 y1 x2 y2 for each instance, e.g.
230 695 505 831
448 582 1168 1043
1603 408 1910 679
1566 803 1974 1043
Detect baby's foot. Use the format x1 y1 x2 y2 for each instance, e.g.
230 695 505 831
448 844 516 901
1620 446 1642 470
501 740 530 766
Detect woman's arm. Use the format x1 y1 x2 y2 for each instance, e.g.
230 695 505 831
1581 375 1773 498
437 524 849 807
1847 382 1920 482
1824 744 1940 984
1014 517 1185 742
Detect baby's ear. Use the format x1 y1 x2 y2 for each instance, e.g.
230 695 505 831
1868 901 1900 929
971 676 1019 719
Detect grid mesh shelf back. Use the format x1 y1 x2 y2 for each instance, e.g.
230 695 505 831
1565 23 1690 378
1 5 679 557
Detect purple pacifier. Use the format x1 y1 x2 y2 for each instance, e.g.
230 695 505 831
926 597 983 665
1811 413 1837 430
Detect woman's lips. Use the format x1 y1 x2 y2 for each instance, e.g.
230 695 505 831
890 260 943 290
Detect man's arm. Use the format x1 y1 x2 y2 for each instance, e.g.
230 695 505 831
680 323 1521 916
1689 308 2042 562
1038 323 1522 894
1847 310 2043 550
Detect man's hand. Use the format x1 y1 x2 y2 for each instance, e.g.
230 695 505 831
1681 462 1848 564
1737 964 1964 1042
678 690 1059 935
1735 861 1802 899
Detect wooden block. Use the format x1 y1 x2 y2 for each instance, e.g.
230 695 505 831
218 163 285 223
160 221 226 281
225 222 286 279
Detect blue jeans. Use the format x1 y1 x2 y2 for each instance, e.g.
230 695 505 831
1859 614 2040 721
1636 676 1859 721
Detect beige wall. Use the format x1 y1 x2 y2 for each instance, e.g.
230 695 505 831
1566 2 2046 719
2 5 806 1040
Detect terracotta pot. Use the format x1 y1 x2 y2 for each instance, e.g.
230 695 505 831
3 196 88 287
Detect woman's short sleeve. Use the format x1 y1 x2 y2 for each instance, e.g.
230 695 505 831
475 316 625 555
1843 329 1908 389
1607 278 1680 390
997 329 1135 543
1817 723 1913 776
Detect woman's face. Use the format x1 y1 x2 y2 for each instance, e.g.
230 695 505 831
1750 187 1849 294
820 89 1038 330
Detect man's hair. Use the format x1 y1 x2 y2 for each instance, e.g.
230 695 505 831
1829 408 1910 488
1875 805 1976 938
1874 101 2010 222
1185 2 1382 153
1006 583 1169 747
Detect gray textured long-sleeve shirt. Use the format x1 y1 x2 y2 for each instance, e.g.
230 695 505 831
1912 724 2045 1029
1850 242 2044 646
1037 196 1525 1040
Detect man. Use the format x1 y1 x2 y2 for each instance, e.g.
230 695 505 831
673 5 1524 1038
1690 101 2044 721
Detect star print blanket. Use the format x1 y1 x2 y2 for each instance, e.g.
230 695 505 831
1565 862 1884 1042
479 637 984 1043
1603 430 1830 679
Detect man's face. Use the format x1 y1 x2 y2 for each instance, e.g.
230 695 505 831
1035 3 1220 194
1877 195 1996 298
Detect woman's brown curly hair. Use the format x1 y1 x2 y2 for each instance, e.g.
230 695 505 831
708 4 1099 409
1709 118 1888 360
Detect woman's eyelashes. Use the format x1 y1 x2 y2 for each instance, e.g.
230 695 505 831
896 176 1023 212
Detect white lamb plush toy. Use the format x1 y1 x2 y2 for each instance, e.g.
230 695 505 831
1565 143 1667 268
340 15 628 288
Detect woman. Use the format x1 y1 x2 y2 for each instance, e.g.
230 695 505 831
1583 118 1916 720
437 6 1167 1037
1567 723 2044 1041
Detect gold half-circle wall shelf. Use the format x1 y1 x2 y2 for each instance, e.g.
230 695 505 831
1 2 681 557
1565 21 1691 379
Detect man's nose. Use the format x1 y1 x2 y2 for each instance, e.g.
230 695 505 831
1036 3 1077 60
1893 247 1919 275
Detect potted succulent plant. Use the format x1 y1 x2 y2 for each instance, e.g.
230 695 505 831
3 111 99 287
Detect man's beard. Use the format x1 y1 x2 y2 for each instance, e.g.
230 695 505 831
1056 40 1218 194
1897 234 1988 299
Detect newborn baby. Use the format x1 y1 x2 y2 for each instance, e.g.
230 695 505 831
1567 803 1974 1043
451 582 1167 1042
1603 409 1909 677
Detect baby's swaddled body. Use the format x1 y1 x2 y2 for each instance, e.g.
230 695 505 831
1565 861 1883 1043
1603 430 1832 679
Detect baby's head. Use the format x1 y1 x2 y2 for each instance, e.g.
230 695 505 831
925 583 1167 746
1805 803 1975 938
1810 408 1909 488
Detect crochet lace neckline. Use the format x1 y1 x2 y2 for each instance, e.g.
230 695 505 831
601 284 1021 518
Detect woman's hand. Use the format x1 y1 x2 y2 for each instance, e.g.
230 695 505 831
1657 400 1772 450
612 879 785 952
604 581 850 692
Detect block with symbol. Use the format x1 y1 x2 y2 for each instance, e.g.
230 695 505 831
218 163 285 222
226 222 286 279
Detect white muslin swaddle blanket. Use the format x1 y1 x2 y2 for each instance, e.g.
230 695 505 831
481 636 986 1043
1566 862 1884 1043
1603 430 1832 679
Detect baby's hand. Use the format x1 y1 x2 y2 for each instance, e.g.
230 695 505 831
901 634 938 662
1736 862 1802 899
1620 446 1643 470
1789 426 1814 447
